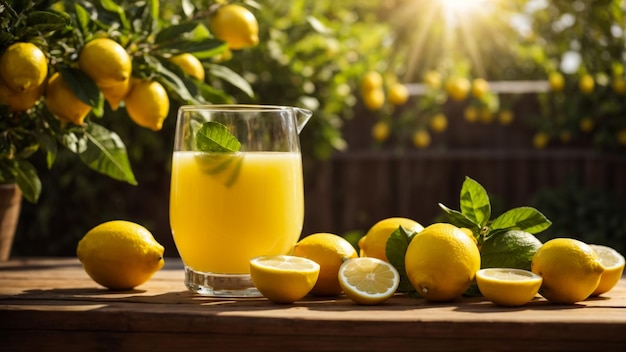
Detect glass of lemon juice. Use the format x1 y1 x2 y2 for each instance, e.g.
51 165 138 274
170 105 312 297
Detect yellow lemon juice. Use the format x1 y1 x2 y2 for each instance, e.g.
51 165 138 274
170 151 304 274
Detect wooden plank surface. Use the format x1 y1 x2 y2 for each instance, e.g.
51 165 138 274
1 258 626 351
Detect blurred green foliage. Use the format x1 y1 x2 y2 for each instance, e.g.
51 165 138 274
10 0 626 257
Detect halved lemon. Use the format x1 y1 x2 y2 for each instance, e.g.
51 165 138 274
249 255 320 304
476 268 543 306
338 257 400 305
590 244 625 296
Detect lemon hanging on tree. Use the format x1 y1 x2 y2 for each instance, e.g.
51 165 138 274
170 53 205 81
78 37 132 88
210 4 259 50
125 79 170 131
0 42 48 92
45 72 92 125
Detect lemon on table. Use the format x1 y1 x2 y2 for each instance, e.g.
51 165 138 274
476 268 543 306
531 238 604 304
77 220 165 290
249 255 320 304
338 257 399 305
405 223 480 302
589 244 625 296
359 217 423 262
293 233 358 296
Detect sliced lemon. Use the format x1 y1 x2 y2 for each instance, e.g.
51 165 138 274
476 268 543 306
590 244 625 296
249 255 320 304
338 257 399 305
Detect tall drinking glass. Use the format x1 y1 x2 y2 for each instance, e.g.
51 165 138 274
170 105 312 297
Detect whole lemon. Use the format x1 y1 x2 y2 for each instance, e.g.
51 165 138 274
77 220 165 290
0 42 48 92
579 74 595 94
412 129 431 148
445 77 470 102
388 82 409 106
405 223 481 302
359 217 423 262
361 71 383 91
471 78 490 99
170 53 205 81
423 70 442 90
429 113 448 133
125 79 170 131
210 4 259 50
371 120 390 142
0 78 45 112
292 233 358 296
531 238 604 304
78 38 132 88
362 88 385 111
45 72 92 125
548 72 565 91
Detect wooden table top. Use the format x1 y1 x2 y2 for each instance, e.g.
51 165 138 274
1 258 625 351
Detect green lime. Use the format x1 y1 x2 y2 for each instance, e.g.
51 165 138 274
480 230 542 271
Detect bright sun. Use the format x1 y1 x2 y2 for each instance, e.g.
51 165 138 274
438 0 494 27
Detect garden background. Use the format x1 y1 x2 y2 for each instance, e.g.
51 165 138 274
11 0 626 257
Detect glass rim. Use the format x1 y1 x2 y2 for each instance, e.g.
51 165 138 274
178 104 301 113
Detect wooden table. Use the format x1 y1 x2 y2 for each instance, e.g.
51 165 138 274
1 258 625 351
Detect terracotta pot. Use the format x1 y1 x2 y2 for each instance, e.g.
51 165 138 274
0 184 22 261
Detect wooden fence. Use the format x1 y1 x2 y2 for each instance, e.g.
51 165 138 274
302 149 626 236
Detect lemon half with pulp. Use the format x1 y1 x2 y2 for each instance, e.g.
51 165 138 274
589 244 625 296
476 268 543 306
249 255 320 304
338 257 399 305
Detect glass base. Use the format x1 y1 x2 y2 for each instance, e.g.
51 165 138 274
184 266 262 297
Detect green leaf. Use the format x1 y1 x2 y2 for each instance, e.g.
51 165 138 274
58 66 101 108
490 206 552 235
459 176 491 227
14 159 41 203
438 202 479 230
78 123 137 185
98 0 130 30
35 130 57 168
73 3 91 35
196 122 241 152
154 22 204 44
159 38 226 57
208 64 255 98
25 10 69 32
154 58 199 104
386 226 416 293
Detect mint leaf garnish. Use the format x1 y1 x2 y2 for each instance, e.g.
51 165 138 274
196 121 241 152
194 121 243 187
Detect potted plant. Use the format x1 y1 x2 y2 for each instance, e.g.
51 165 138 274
0 0 257 260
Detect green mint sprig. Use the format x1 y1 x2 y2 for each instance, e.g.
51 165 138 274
194 121 243 187
439 176 552 245
196 121 241 152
